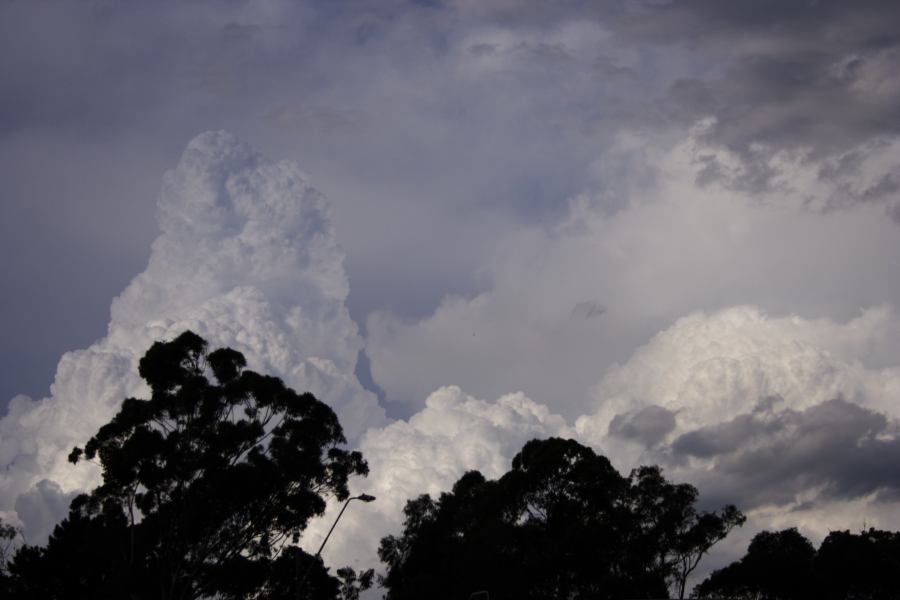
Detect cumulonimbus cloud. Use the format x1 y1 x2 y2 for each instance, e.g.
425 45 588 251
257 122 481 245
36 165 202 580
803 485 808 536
0 131 386 542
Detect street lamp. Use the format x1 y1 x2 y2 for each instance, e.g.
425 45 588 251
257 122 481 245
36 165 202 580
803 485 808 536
315 493 377 558
298 493 376 599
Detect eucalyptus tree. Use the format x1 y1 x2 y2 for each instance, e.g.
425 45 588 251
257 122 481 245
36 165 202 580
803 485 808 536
380 437 743 600
6 331 367 600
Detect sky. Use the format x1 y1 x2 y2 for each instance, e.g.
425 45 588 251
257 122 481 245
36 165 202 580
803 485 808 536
3 0 900 591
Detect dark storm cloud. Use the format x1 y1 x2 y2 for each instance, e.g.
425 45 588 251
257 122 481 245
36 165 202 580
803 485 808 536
672 412 780 459
627 0 900 159
608 405 677 447
674 399 900 509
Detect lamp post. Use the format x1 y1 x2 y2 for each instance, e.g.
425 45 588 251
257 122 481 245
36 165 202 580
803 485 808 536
298 493 376 599
314 493 376 558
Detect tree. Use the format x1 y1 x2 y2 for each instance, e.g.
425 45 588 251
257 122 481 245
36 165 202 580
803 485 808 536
380 437 743 600
697 527 900 600
336 566 375 600
5 331 368 600
0 517 21 575
0 517 22 596
625 466 745 599
813 528 900 600
695 528 817 600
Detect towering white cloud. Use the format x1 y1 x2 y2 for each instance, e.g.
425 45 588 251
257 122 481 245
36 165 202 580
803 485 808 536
0 131 386 541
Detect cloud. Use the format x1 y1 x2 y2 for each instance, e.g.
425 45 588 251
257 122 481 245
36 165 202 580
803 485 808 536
608 405 677 447
301 385 570 573
676 399 900 509
13 480 76 546
578 305 900 439
0 131 385 543
568 304 900 528
627 0 900 172
5 0 900 407
367 127 900 415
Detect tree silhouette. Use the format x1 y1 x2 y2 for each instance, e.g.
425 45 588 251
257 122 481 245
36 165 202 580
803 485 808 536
625 465 745 599
0 517 22 595
0 518 21 574
696 527 900 600
816 528 900 600
380 437 743 600
336 566 375 600
695 528 817 600
4 331 367 600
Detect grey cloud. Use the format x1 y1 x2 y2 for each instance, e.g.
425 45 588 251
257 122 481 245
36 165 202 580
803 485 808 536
13 479 76 546
671 396 785 458
608 405 677 447
622 0 900 49
677 399 900 509
572 301 606 320
265 104 365 134
672 412 780 459
665 50 900 155
628 0 900 162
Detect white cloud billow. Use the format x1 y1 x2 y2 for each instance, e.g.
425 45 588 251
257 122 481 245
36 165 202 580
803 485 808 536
0 131 386 540
304 385 570 574
578 305 900 463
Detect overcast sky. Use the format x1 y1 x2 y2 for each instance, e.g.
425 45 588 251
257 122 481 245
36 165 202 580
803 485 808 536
3 0 900 590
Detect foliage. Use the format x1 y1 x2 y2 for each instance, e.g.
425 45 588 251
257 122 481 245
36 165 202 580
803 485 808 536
0 517 21 575
379 437 743 600
695 528 816 600
695 527 900 600
4 331 367 600
336 566 375 600
816 528 900 600
0 517 22 596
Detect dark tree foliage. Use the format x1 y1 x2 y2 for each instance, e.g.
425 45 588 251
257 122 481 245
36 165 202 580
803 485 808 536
0 517 22 595
4 331 368 600
695 527 900 600
815 528 900 600
695 528 816 600
335 566 375 600
0 517 21 574
379 437 744 600
625 465 746 600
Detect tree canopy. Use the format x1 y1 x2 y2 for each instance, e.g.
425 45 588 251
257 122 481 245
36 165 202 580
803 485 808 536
0 517 21 581
379 437 744 600
696 527 900 600
3 331 368 600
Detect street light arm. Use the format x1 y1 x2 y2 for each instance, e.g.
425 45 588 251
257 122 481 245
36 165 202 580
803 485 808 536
299 493 376 599
315 497 353 558
314 494 376 558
